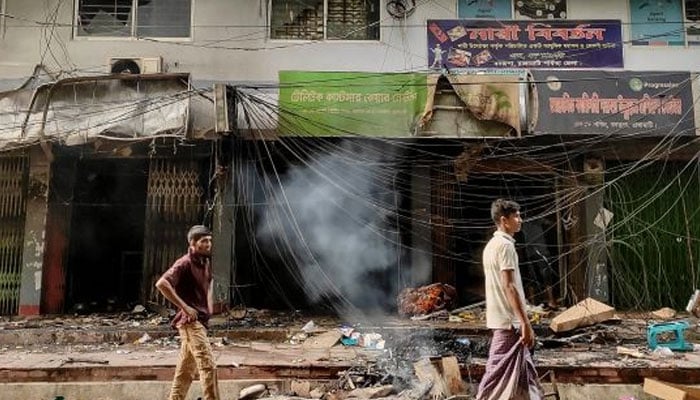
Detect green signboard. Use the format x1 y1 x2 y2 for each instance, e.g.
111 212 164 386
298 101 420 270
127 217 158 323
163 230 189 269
278 71 428 137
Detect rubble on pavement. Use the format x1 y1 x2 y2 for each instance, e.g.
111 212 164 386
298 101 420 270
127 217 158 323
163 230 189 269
5 299 700 394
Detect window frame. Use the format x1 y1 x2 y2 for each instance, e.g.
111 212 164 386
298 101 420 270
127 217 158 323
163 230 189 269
1 0 6 40
685 0 700 45
73 0 194 41
268 0 381 42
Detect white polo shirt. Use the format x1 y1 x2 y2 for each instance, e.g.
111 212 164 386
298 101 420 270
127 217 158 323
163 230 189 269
483 230 527 329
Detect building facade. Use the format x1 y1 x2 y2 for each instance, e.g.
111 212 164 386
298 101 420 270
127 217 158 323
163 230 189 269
1 0 699 315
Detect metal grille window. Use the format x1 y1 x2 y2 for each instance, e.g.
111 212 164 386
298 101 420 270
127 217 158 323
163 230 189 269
0 156 27 316
75 0 191 38
688 0 700 19
270 0 379 40
142 159 204 305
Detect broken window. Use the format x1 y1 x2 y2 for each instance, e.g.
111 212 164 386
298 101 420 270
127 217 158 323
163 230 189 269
270 0 379 40
76 0 191 38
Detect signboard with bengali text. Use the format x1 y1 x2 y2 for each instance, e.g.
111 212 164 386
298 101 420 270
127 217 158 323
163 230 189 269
427 19 623 69
530 70 695 136
278 71 428 137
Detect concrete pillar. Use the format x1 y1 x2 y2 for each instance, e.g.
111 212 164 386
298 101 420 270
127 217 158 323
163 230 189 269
583 156 610 303
409 164 432 287
211 168 233 309
18 146 51 315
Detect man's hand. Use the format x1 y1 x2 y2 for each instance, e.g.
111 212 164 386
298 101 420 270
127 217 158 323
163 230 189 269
182 304 198 323
520 323 535 348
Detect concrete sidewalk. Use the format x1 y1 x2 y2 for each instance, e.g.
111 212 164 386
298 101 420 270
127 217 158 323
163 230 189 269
2 313 700 399
1 339 700 400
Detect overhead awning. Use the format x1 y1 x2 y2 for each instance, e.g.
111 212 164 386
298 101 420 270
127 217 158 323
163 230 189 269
419 72 528 137
0 73 215 151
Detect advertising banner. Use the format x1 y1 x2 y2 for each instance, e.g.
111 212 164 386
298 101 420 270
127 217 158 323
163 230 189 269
427 19 623 69
629 0 685 46
458 0 511 19
278 71 427 137
530 70 695 136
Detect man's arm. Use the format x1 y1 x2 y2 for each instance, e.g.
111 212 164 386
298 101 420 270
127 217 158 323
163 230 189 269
155 277 197 321
208 279 214 315
501 269 535 348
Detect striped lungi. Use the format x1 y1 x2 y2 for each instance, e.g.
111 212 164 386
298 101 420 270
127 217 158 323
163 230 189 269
476 329 544 400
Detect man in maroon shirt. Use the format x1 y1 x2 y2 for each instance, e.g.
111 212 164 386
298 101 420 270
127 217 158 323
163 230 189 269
156 225 220 400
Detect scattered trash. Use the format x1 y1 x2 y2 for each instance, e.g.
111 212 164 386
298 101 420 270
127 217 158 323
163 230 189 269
135 333 151 344
413 356 467 398
228 305 247 320
550 297 615 333
651 346 674 358
616 346 646 359
238 383 266 400
644 378 699 400
359 333 385 350
339 326 362 346
309 387 325 399
686 289 700 317
448 315 463 323
212 337 229 347
301 320 317 333
338 326 385 350
651 307 676 320
341 336 358 346
132 305 146 314
647 321 692 351
289 332 308 344
347 384 394 399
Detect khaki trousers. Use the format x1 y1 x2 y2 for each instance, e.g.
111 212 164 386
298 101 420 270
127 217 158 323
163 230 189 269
168 321 220 400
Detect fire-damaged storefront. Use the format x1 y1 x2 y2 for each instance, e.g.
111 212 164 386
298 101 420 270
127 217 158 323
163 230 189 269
224 70 566 315
224 66 699 316
0 73 218 315
1 68 698 317
227 136 568 314
41 149 213 314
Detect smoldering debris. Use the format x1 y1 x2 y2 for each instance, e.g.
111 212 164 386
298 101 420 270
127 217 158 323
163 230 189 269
375 329 488 390
397 284 458 318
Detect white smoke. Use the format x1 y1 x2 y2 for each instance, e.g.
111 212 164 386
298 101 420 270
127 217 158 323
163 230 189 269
257 141 399 312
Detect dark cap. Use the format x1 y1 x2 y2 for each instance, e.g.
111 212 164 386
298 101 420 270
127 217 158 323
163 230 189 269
187 225 212 243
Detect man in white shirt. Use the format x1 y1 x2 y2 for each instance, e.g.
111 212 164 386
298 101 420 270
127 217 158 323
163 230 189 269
477 199 542 400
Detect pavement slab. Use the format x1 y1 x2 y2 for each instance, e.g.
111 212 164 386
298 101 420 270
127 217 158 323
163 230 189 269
1 310 700 386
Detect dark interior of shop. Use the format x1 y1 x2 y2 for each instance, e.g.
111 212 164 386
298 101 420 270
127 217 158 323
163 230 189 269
65 159 148 313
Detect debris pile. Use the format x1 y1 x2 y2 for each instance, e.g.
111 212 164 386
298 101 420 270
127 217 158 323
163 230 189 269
249 355 471 400
273 322 487 399
396 283 457 317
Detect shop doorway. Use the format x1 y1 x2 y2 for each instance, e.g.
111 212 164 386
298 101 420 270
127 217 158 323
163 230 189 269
445 172 561 306
65 159 148 312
